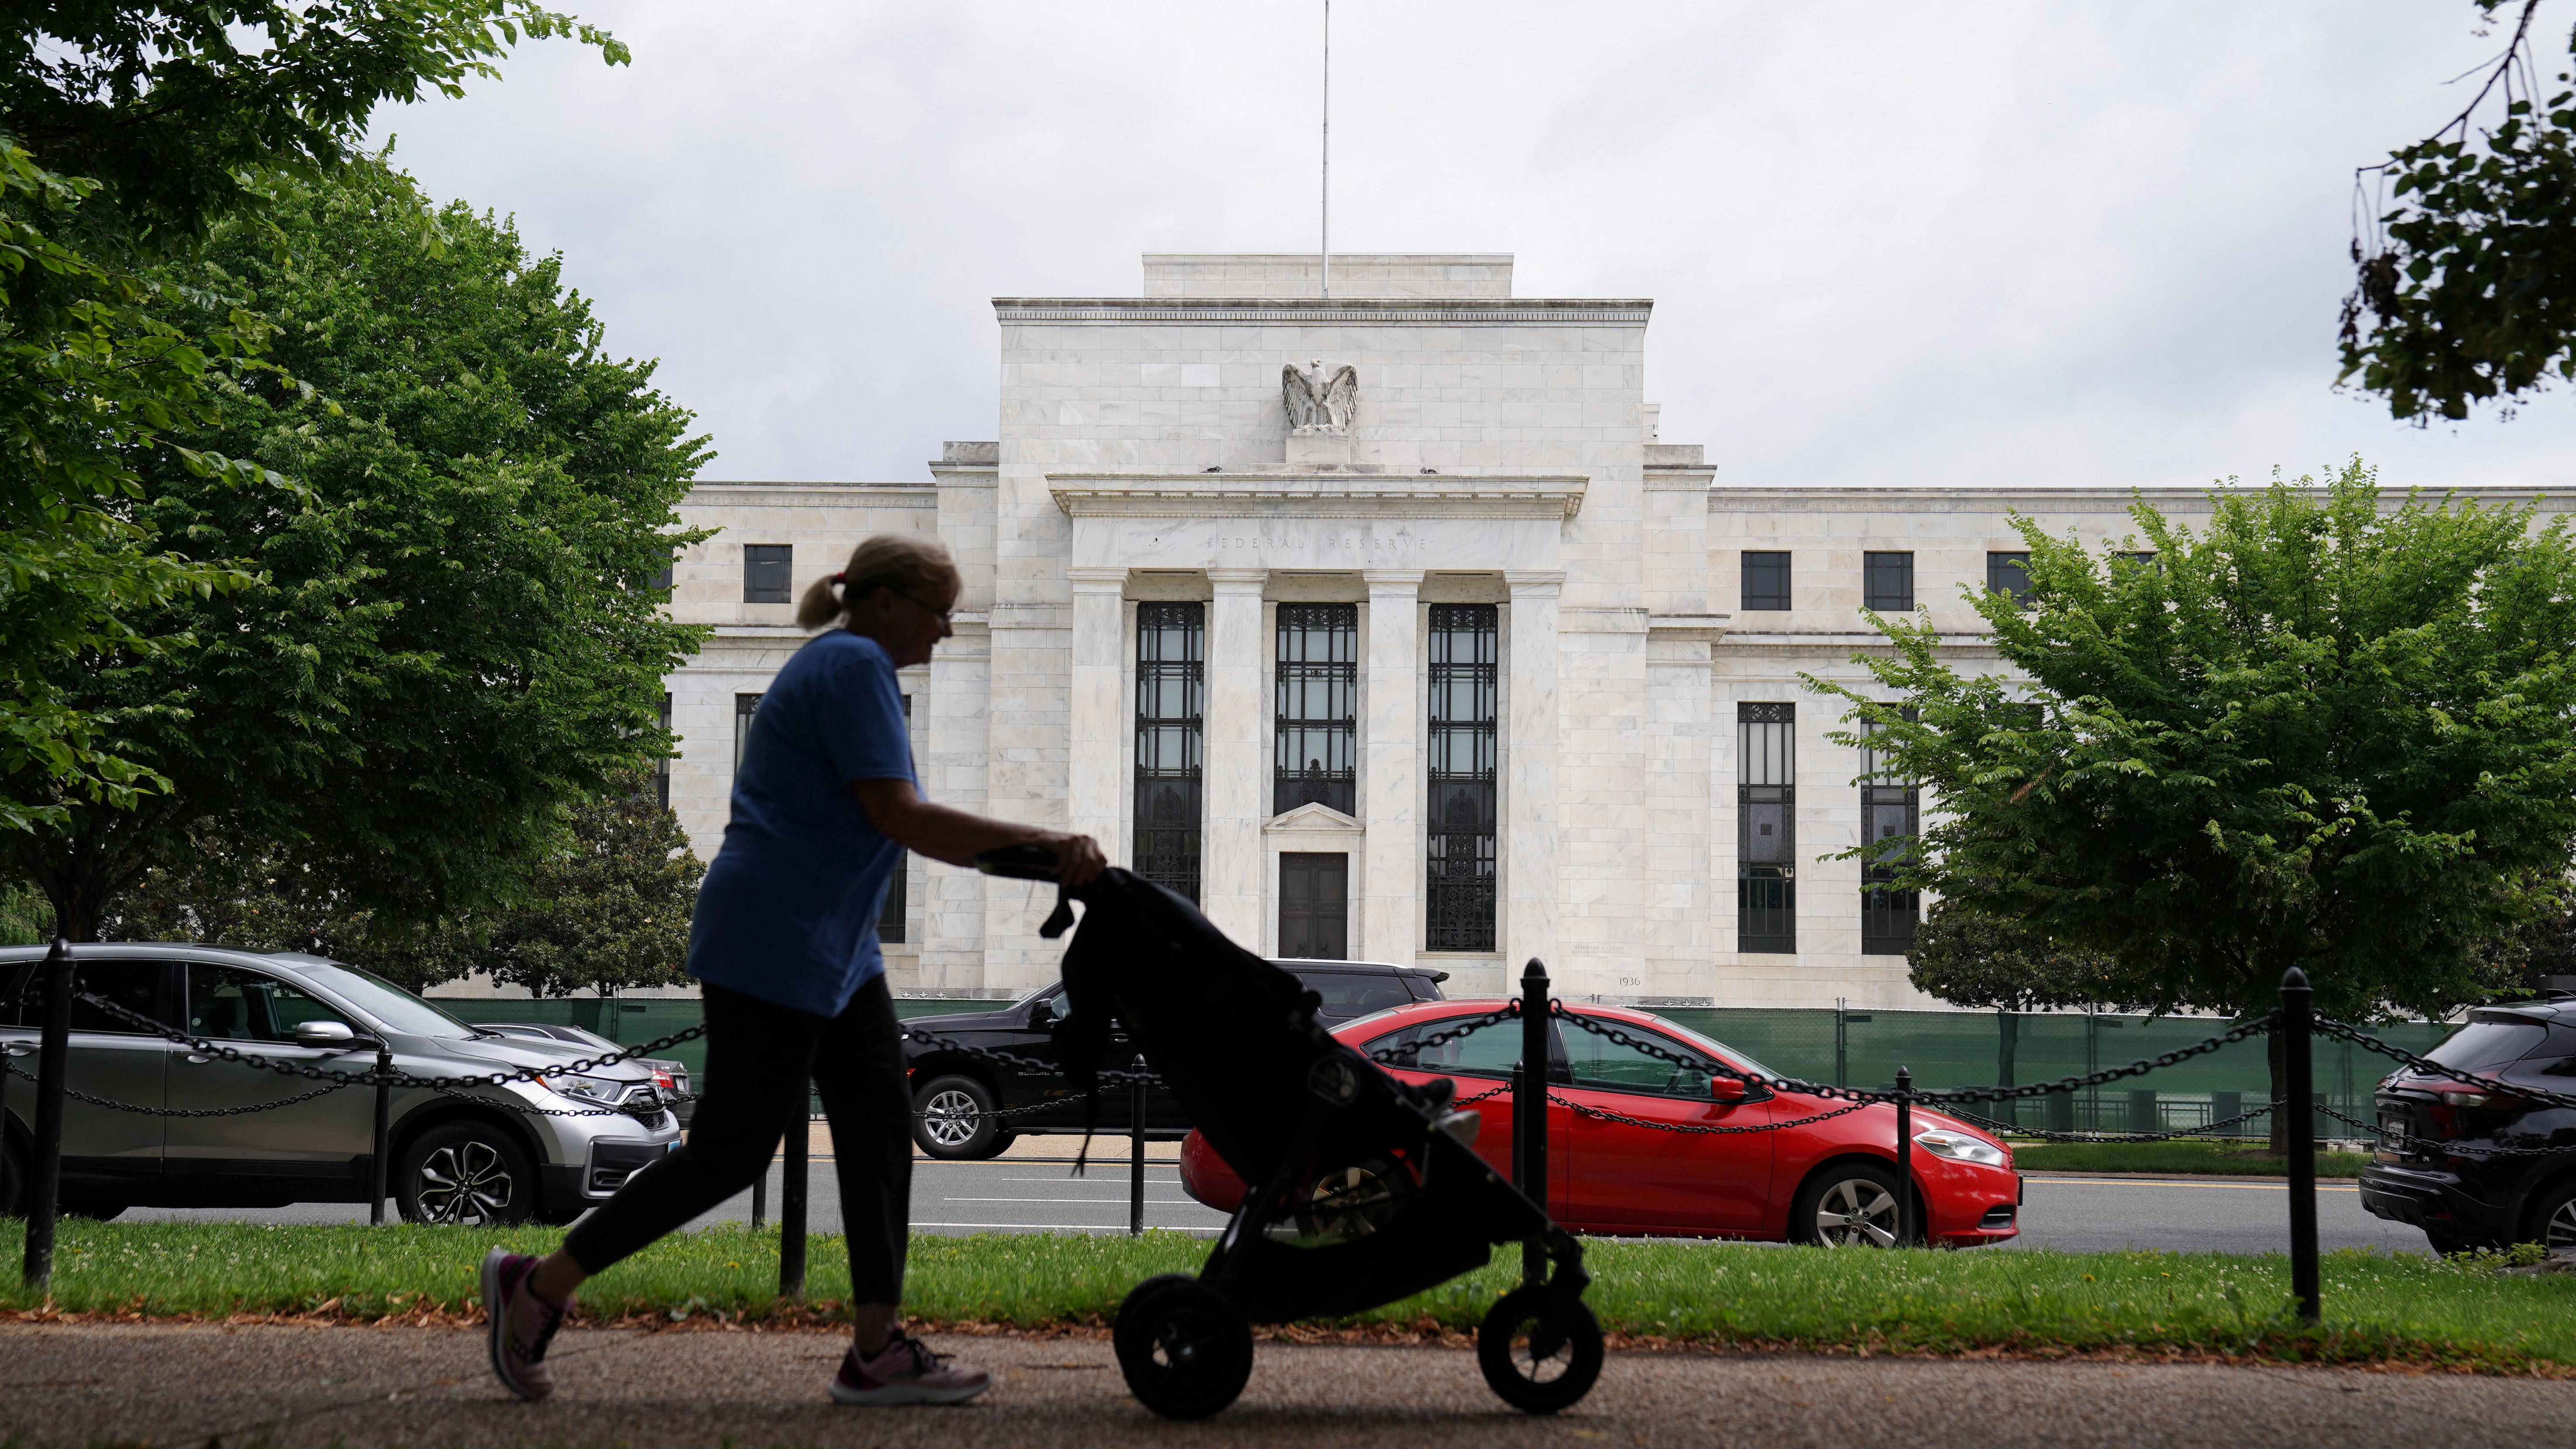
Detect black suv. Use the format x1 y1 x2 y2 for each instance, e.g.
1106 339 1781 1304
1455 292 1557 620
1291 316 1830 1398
901 959 1447 1159
2361 998 2576 1254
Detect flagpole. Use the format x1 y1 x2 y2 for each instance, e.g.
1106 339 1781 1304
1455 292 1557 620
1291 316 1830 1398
1320 0 1331 299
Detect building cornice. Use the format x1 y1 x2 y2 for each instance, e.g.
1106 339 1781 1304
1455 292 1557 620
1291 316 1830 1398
682 481 936 507
1709 484 2566 513
994 297 1652 326
1047 471 1587 520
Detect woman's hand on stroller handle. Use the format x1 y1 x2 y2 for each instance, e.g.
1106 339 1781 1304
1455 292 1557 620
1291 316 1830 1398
975 833 1106 886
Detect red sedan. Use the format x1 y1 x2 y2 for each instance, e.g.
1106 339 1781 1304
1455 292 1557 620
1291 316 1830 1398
1178 1000 2022 1247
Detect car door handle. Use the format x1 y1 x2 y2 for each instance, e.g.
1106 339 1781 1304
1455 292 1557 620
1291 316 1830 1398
1 1043 31 1057
185 1053 211 1064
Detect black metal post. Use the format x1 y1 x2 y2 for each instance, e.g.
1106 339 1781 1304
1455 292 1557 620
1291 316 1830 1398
21 938 72 1289
1129 1055 1148 1237
781 1096 808 1299
2281 967 2320 1323
1518 957 1550 1285
370 1041 392 1226
1893 1065 1914 1249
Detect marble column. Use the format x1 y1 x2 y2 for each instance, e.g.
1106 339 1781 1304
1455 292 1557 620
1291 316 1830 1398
1200 570 1268 945
1066 569 1127 864
1360 570 1424 966
1504 571 1562 974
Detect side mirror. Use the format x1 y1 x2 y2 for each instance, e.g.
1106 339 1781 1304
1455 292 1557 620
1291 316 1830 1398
1706 1073 1750 1103
1027 997 1055 1026
291 1019 357 1045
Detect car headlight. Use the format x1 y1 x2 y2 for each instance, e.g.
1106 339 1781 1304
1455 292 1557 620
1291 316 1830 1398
1913 1129 2008 1168
544 1073 627 1107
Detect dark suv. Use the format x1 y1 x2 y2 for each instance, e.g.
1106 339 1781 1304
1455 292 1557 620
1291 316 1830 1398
902 959 1447 1159
2361 998 2576 1254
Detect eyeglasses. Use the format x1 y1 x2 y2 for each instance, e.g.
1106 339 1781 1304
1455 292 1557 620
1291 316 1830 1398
895 590 956 623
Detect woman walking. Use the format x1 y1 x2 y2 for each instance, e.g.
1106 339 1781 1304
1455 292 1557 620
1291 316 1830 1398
480 534 1104 1405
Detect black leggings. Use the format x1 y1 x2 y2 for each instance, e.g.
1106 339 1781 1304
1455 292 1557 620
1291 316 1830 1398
562 977 911 1303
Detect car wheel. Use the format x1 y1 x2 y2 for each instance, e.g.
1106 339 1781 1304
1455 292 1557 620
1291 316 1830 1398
912 1074 1010 1161
2524 1180 2576 1251
1791 1161 1918 1248
396 1120 537 1226
1476 1285 1604 1414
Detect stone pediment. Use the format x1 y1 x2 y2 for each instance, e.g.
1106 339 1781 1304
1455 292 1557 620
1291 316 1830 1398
1263 802 1362 832
1048 471 1585 521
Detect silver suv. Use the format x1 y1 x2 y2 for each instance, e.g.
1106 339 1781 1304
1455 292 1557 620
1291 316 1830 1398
0 944 679 1225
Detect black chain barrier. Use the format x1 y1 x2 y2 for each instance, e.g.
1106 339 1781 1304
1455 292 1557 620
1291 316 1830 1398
2317 1016 2576 1112
74 990 707 1095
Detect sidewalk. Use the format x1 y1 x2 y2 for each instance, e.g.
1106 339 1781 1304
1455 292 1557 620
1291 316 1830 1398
4 1322 2569 1448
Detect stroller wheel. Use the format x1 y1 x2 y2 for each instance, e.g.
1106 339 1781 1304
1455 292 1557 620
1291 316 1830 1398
1476 1285 1603 1414
1113 1275 1254 1419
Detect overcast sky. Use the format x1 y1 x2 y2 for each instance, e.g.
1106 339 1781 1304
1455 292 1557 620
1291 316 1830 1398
367 1 2576 495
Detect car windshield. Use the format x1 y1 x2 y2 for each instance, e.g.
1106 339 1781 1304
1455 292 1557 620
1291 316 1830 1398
2424 1019 2549 1074
294 961 482 1039
1652 1019 1783 1082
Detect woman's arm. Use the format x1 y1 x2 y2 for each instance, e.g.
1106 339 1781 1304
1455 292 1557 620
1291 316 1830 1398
851 779 1106 885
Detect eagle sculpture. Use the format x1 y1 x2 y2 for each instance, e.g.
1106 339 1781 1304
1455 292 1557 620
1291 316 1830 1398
1281 360 1359 434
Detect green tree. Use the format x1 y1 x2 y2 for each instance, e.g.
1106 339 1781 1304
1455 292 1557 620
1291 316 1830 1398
2342 0 2576 421
1813 462 2576 1148
2 160 710 942
1905 897 2130 1091
472 771 704 999
0 3 624 838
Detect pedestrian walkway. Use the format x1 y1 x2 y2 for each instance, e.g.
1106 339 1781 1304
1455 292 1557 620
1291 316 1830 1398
3 1323 2569 1448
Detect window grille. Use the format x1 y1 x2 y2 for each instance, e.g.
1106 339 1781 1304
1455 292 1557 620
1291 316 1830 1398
1986 552 2032 607
1862 552 1914 613
1134 602 1205 903
1859 712 1920 956
1741 551 1792 612
743 545 792 603
1425 604 1498 952
1274 603 1357 815
1737 702 1795 954
656 694 672 811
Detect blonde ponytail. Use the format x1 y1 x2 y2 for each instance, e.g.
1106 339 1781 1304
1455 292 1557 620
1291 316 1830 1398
798 533 960 630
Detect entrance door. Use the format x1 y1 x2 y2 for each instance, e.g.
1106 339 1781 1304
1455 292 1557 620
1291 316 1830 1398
1278 852 1349 959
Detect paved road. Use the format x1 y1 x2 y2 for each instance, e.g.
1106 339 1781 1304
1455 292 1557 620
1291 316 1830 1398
123 1146 2436 1256
5 1322 2569 1449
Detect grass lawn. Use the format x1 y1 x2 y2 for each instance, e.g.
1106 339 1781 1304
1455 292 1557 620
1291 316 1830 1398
2007 1139 2375 1177
4 1221 2573 1372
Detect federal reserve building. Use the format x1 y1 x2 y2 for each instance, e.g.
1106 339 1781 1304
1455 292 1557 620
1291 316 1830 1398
660 253 2306 1010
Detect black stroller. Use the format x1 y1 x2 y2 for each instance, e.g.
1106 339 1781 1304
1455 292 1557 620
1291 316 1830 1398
976 848 1600 1419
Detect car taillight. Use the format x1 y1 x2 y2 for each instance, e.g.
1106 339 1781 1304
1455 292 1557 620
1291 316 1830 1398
2433 1082 2518 1110
651 1070 675 1091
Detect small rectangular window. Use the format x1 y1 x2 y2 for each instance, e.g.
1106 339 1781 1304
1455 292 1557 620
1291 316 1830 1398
743 544 792 603
657 693 672 811
1987 552 2033 606
734 693 763 772
2113 550 2158 571
650 544 676 595
1863 552 1914 613
1740 551 1792 612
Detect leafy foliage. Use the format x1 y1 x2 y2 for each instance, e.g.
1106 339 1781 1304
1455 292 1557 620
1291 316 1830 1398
2341 0 2576 420
1903 897 2130 1012
4 160 710 941
0 3 623 834
1811 461 2576 1028
106 771 702 995
2 1 627 245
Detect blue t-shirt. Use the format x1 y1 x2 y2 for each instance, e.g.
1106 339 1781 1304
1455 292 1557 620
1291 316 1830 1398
687 630 915 1017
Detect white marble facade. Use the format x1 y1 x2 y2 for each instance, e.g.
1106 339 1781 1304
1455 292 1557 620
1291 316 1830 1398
658 253 2552 1010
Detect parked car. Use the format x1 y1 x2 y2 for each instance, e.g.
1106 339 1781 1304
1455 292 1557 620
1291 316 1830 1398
0 944 680 1225
902 959 1447 1159
477 1022 695 1127
1176 999 2024 1247
2362 998 2576 1254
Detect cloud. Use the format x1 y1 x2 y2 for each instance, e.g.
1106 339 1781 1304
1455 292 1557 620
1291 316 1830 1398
369 0 2576 494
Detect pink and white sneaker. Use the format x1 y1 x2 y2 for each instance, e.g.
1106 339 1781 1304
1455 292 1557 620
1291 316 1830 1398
828 1333 993 1405
481 1249 571 1401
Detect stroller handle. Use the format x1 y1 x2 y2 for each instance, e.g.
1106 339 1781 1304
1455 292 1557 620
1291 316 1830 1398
973 843 1066 880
